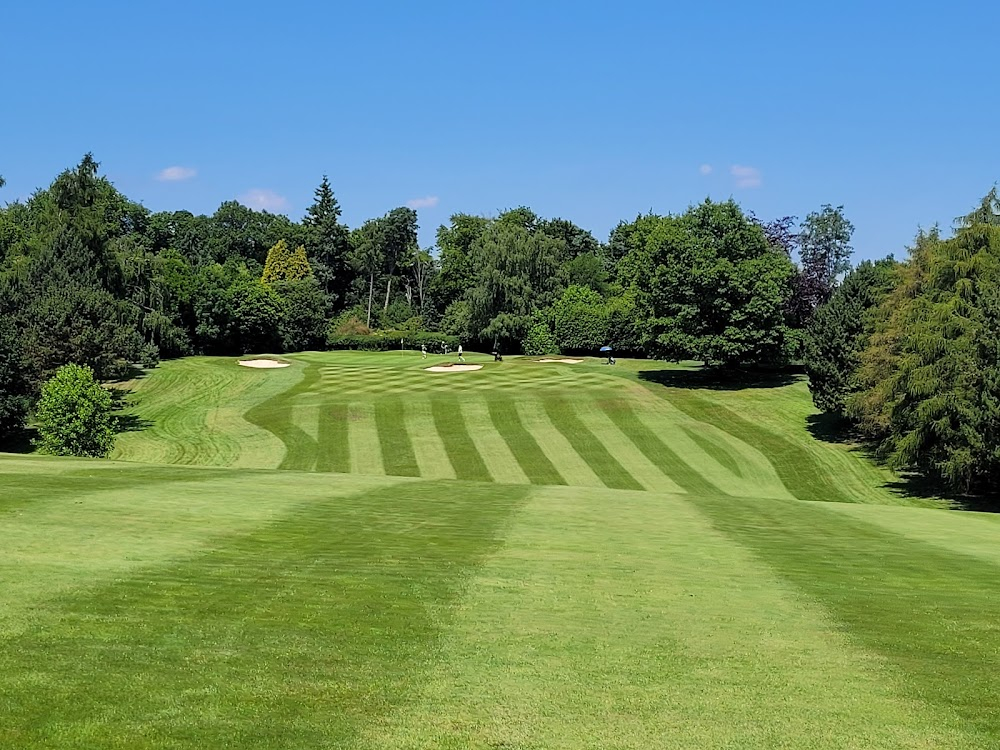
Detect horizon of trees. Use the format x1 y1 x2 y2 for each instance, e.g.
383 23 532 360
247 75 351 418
2 155 998 492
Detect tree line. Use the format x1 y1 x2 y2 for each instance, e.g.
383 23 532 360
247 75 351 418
0 154 936 463
804 188 1000 494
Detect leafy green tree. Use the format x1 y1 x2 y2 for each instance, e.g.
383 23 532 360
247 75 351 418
379 207 418 312
262 240 313 284
34 363 115 457
552 285 608 353
848 221 1000 491
797 205 855 313
303 176 353 306
563 251 609 293
439 300 473 341
0 315 29 440
522 321 558 355
229 274 284 353
627 200 795 365
349 219 384 327
468 221 562 347
433 213 489 305
276 278 329 352
804 259 898 416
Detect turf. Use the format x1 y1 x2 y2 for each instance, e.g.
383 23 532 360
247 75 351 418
5 351 1000 747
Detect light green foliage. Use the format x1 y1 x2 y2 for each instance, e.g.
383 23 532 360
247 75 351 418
552 284 607 352
522 323 559 355
261 239 313 285
468 221 562 346
33 363 115 457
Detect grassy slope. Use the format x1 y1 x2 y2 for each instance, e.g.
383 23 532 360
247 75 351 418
111 352 928 507
3 455 1000 747
6 352 1000 747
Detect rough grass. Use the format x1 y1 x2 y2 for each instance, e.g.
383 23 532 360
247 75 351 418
5 352 998 747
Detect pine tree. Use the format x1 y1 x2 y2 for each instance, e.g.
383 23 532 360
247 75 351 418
303 176 352 307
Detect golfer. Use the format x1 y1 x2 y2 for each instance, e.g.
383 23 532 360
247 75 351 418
421 343 427 359
458 344 465 362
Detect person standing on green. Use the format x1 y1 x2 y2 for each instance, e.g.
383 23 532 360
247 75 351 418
457 344 465 362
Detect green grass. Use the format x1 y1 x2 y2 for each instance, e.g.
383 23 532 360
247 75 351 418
5 351 1000 747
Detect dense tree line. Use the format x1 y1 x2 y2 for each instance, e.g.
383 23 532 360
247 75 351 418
2 154 851 448
804 189 1000 493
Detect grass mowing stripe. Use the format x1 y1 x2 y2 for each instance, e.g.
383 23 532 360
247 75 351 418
0 480 530 749
374 400 420 477
316 402 350 473
692 493 1000 742
403 400 456 480
540 398 643 491
664 390 855 504
680 424 743 478
600 400 722 496
430 399 492 482
348 402 385 475
460 401 531 485
487 398 565 486
515 400 603 488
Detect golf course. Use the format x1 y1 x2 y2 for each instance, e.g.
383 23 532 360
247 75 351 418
4 350 1000 748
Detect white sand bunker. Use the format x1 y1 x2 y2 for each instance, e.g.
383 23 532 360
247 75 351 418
424 364 484 373
238 359 291 369
537 358 584 364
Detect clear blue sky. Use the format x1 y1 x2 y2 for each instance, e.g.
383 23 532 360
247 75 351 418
2 1 997 259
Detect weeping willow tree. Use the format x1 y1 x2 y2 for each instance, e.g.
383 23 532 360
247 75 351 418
848 200 1000 491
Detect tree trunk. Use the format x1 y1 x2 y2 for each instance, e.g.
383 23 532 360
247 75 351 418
383 276 392 312
366 273 374 327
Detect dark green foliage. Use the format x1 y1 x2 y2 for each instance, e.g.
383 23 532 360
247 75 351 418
432 214 489 304
797 205 855 313
847 221 1000 491
303 176 353 306
276 278 329 352
326 331 459 352
33 363 115 457
623 200 795 365
805 259 897 416
0 316 30 439
229 275 284 353
439 300 473 341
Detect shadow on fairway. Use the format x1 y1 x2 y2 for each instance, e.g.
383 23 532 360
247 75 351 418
114 413 154 433
638 365 801 391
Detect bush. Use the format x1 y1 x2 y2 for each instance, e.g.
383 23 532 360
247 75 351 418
34 363 115 457
327 330 459 352
522 323 558 355
552 285 608 353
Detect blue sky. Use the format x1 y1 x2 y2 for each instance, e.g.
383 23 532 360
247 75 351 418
2 1 997 259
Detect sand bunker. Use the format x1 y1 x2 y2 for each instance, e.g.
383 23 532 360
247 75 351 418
537 358 584 364
424 364 484 373
238 359 291 369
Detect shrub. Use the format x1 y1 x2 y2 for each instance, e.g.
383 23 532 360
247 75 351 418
327 330 459 352
552 285 608 353
34 363 115 458
522 323 558 355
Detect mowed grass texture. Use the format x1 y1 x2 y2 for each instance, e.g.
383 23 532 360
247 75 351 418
114 351 890 503
7 352 1000 747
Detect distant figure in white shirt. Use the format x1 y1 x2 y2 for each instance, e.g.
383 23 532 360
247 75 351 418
457 344 465 362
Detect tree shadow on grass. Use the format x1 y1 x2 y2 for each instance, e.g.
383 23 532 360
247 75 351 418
114 413 154 434
637 365 802 391
805 412 856 445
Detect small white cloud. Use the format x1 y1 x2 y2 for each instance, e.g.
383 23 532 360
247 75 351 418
730 164 762 189
239 189 289 212
699 164 713 175
156 166 197 182
406 195 440 210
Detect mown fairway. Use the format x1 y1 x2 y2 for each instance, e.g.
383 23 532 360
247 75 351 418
4 352 1000 748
